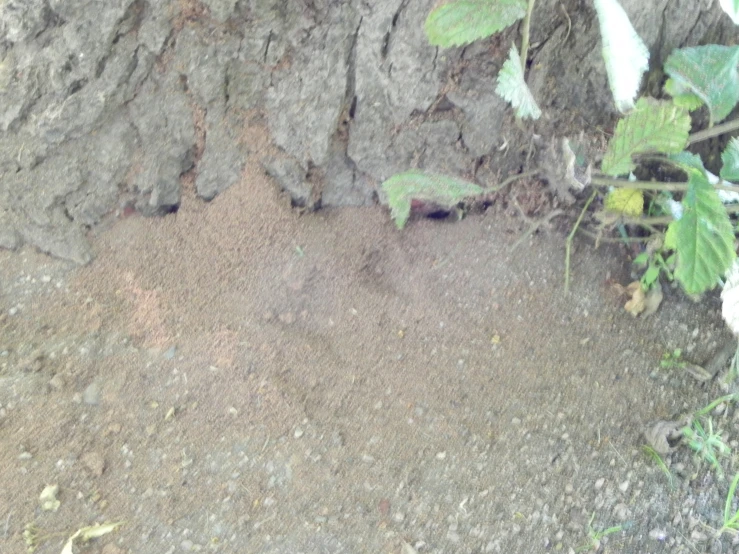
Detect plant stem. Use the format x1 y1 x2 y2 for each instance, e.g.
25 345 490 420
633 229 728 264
491 169 539 192
519 0 537 70
688 118 739 145
565 189 597 293
622 203 739 226
592 175 739 195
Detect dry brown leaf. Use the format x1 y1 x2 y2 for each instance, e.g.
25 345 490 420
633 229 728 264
644 420 683 455
642 283 663 317
624 281 646 316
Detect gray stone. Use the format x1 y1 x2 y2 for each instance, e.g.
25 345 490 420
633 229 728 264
0 0 48 44
83 382 101 405
266 4 360 168
129 74 196 215
196 110 246 200
262 156 312 208
201 0 237 23
0 0 733 263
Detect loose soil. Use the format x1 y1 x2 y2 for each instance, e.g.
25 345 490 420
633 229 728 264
0 128 736 554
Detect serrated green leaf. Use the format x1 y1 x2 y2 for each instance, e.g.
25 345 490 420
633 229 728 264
424 0 527 48
594 0 650 112
670 151 706 172
721 137 739 182
604 188 644 216
719 0 739 25
494 43 541 120
664 78 704 111
674 167 736 294
633 252 649 266
664 45 739 125
664 221 678 250
381 170 484 229
602 98 691 176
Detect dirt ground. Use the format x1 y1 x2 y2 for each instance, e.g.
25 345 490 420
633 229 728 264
1 129 737 554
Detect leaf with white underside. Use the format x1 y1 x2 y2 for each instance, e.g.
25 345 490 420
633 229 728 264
495 43 542 120
425 0 527 48
665 45 739 125
723 260 739 337
719 0 739 25
722 137 739 182
674 167 736 295
601 98 690 176
594 0 649 113
382 170 484 230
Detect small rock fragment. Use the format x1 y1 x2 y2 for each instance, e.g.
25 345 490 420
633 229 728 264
83 382 101 405
48 373 65 391
39 484 60 511
81 451 106 476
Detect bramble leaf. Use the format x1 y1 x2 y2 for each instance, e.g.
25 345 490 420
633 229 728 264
495 43 542 120
664 221 678 251
382 170 483 229
664 78 703 111
425 0 527 48
722 260 739 337
721 137 739 182
604 188 644 216
674 167 736 294
664 45 739 125
719 0 739 25
594 0 650 112
602 98 691 176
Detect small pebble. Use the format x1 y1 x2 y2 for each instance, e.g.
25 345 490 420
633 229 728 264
294 427 304 439
48 374 65 391
83 383 101 405
436 451 447 460
618 480 629 492
594 478 605 490
81 451 106 476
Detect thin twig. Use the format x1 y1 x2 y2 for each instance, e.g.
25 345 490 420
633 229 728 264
510 208 565 252
565 189 598 293
577 229 651 244
3 511 10 539
519 0 537 69
559 2 572 44
592 175 739 195
688 118 739 145
620 203 739 227
489 170 539 193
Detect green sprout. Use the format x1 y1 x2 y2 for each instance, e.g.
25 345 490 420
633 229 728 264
576 513 624 552
660 348 686 370
682 418 731 478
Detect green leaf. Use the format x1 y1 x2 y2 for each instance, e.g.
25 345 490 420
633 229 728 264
674 167 736 294
601 98 691 176
664 45 739 125
381 170 484 229
633 252 649 266
604 187 644 216
670 151 706 172
594 0 650 112
664 221 678 250
721 137 739 182
664 78 704 111
425 0 527 48
494 43 542 120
